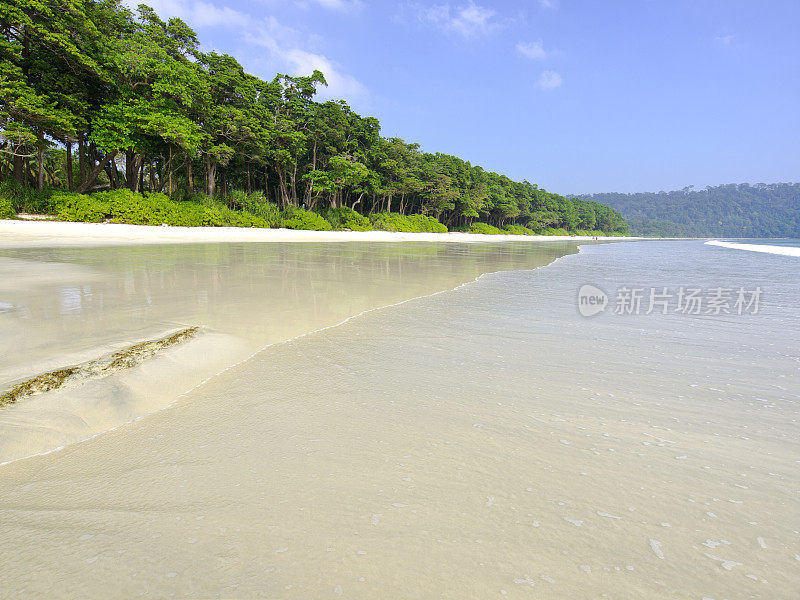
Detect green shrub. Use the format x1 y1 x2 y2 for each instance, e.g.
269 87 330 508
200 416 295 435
216 204 269 228
0 180 54 214
503 224 536 236
52 189 270 228
240 192 283 227
323 206 371 231
540 227 570 236
0 195 15 219
281 206 332 230
225 189 248 210
104 190 172 225
574 229 615 237
369 212 416 232
54 191 110 222
461 222 505 235
369 212 447 234
407 214 448 233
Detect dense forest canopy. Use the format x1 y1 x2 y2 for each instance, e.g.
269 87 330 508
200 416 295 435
581 183 800 238
0 0 628 235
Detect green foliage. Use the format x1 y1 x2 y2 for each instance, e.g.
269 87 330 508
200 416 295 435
0 180 53 214
0 195 15 219
54 190 270 228
281 206 332 231
323 206 371 231
540 227 570 236
582 183 800 237
0 0 627 235
368 212 446 233
407 214 447 233
574 229 612 237
234 191 282 227
461 222 505 235
369 212 416 233
107 190 184 225
503 224 536 236
54 191 110 223
226 190 283 227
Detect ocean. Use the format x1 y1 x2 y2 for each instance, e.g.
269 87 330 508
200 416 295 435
0 239 797 599
707 238 800 256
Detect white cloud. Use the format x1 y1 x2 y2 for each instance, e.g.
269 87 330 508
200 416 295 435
125 0 368 105
283 49 368 102
123 0 249 28
309 0 363 11
516 40 546 60
417 2 500 38
538 70 563 90
293 0 363 11
538 0 558 9
714 34 734 46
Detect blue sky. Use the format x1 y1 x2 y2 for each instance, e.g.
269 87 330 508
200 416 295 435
134 0 799 194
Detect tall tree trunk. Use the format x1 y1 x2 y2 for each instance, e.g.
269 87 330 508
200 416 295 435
13 154 23 184
305 141 317 205
167 147 173 196
78 136 86 186
277 170 288 208
103 163 115 189
149 160 155 192
76 150 118 194
126 150 136 192
186 153 193 193
246 165 251 194
220 167 227 201
65 141 73 191
205 156 216 197
290 168 298 206
36 139 44 191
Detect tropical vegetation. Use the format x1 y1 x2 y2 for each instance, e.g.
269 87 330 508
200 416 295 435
583 183 800 237
0 0 629 236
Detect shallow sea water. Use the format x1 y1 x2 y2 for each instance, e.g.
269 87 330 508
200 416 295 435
0 241 573 463
0 240 798 599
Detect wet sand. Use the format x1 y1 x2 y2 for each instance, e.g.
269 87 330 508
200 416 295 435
0 241 577 464
1 240 797 599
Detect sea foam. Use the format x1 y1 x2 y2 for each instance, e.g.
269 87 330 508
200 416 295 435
705 240 800 257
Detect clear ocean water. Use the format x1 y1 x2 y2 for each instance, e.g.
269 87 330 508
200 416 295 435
1 239 798 599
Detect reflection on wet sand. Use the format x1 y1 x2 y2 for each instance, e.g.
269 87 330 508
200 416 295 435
0 241 576 463
0 241 797 599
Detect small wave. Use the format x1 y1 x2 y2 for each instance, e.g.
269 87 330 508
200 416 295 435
705 240 800 257
1 249 582 468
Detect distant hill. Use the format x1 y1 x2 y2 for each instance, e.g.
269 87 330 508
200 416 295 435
578 183 800 237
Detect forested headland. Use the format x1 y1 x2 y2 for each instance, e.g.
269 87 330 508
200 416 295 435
581 183 800 238
0 0 628 236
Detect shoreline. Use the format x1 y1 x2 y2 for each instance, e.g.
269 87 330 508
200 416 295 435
3 239 797 599
0 219 641 248
0 240 585 466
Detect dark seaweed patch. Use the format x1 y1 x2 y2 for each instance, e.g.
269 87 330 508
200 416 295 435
0 326 200 407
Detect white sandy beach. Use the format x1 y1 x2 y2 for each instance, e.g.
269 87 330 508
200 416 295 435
1 239 798 599
0 238 583 465
0 219 639 248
